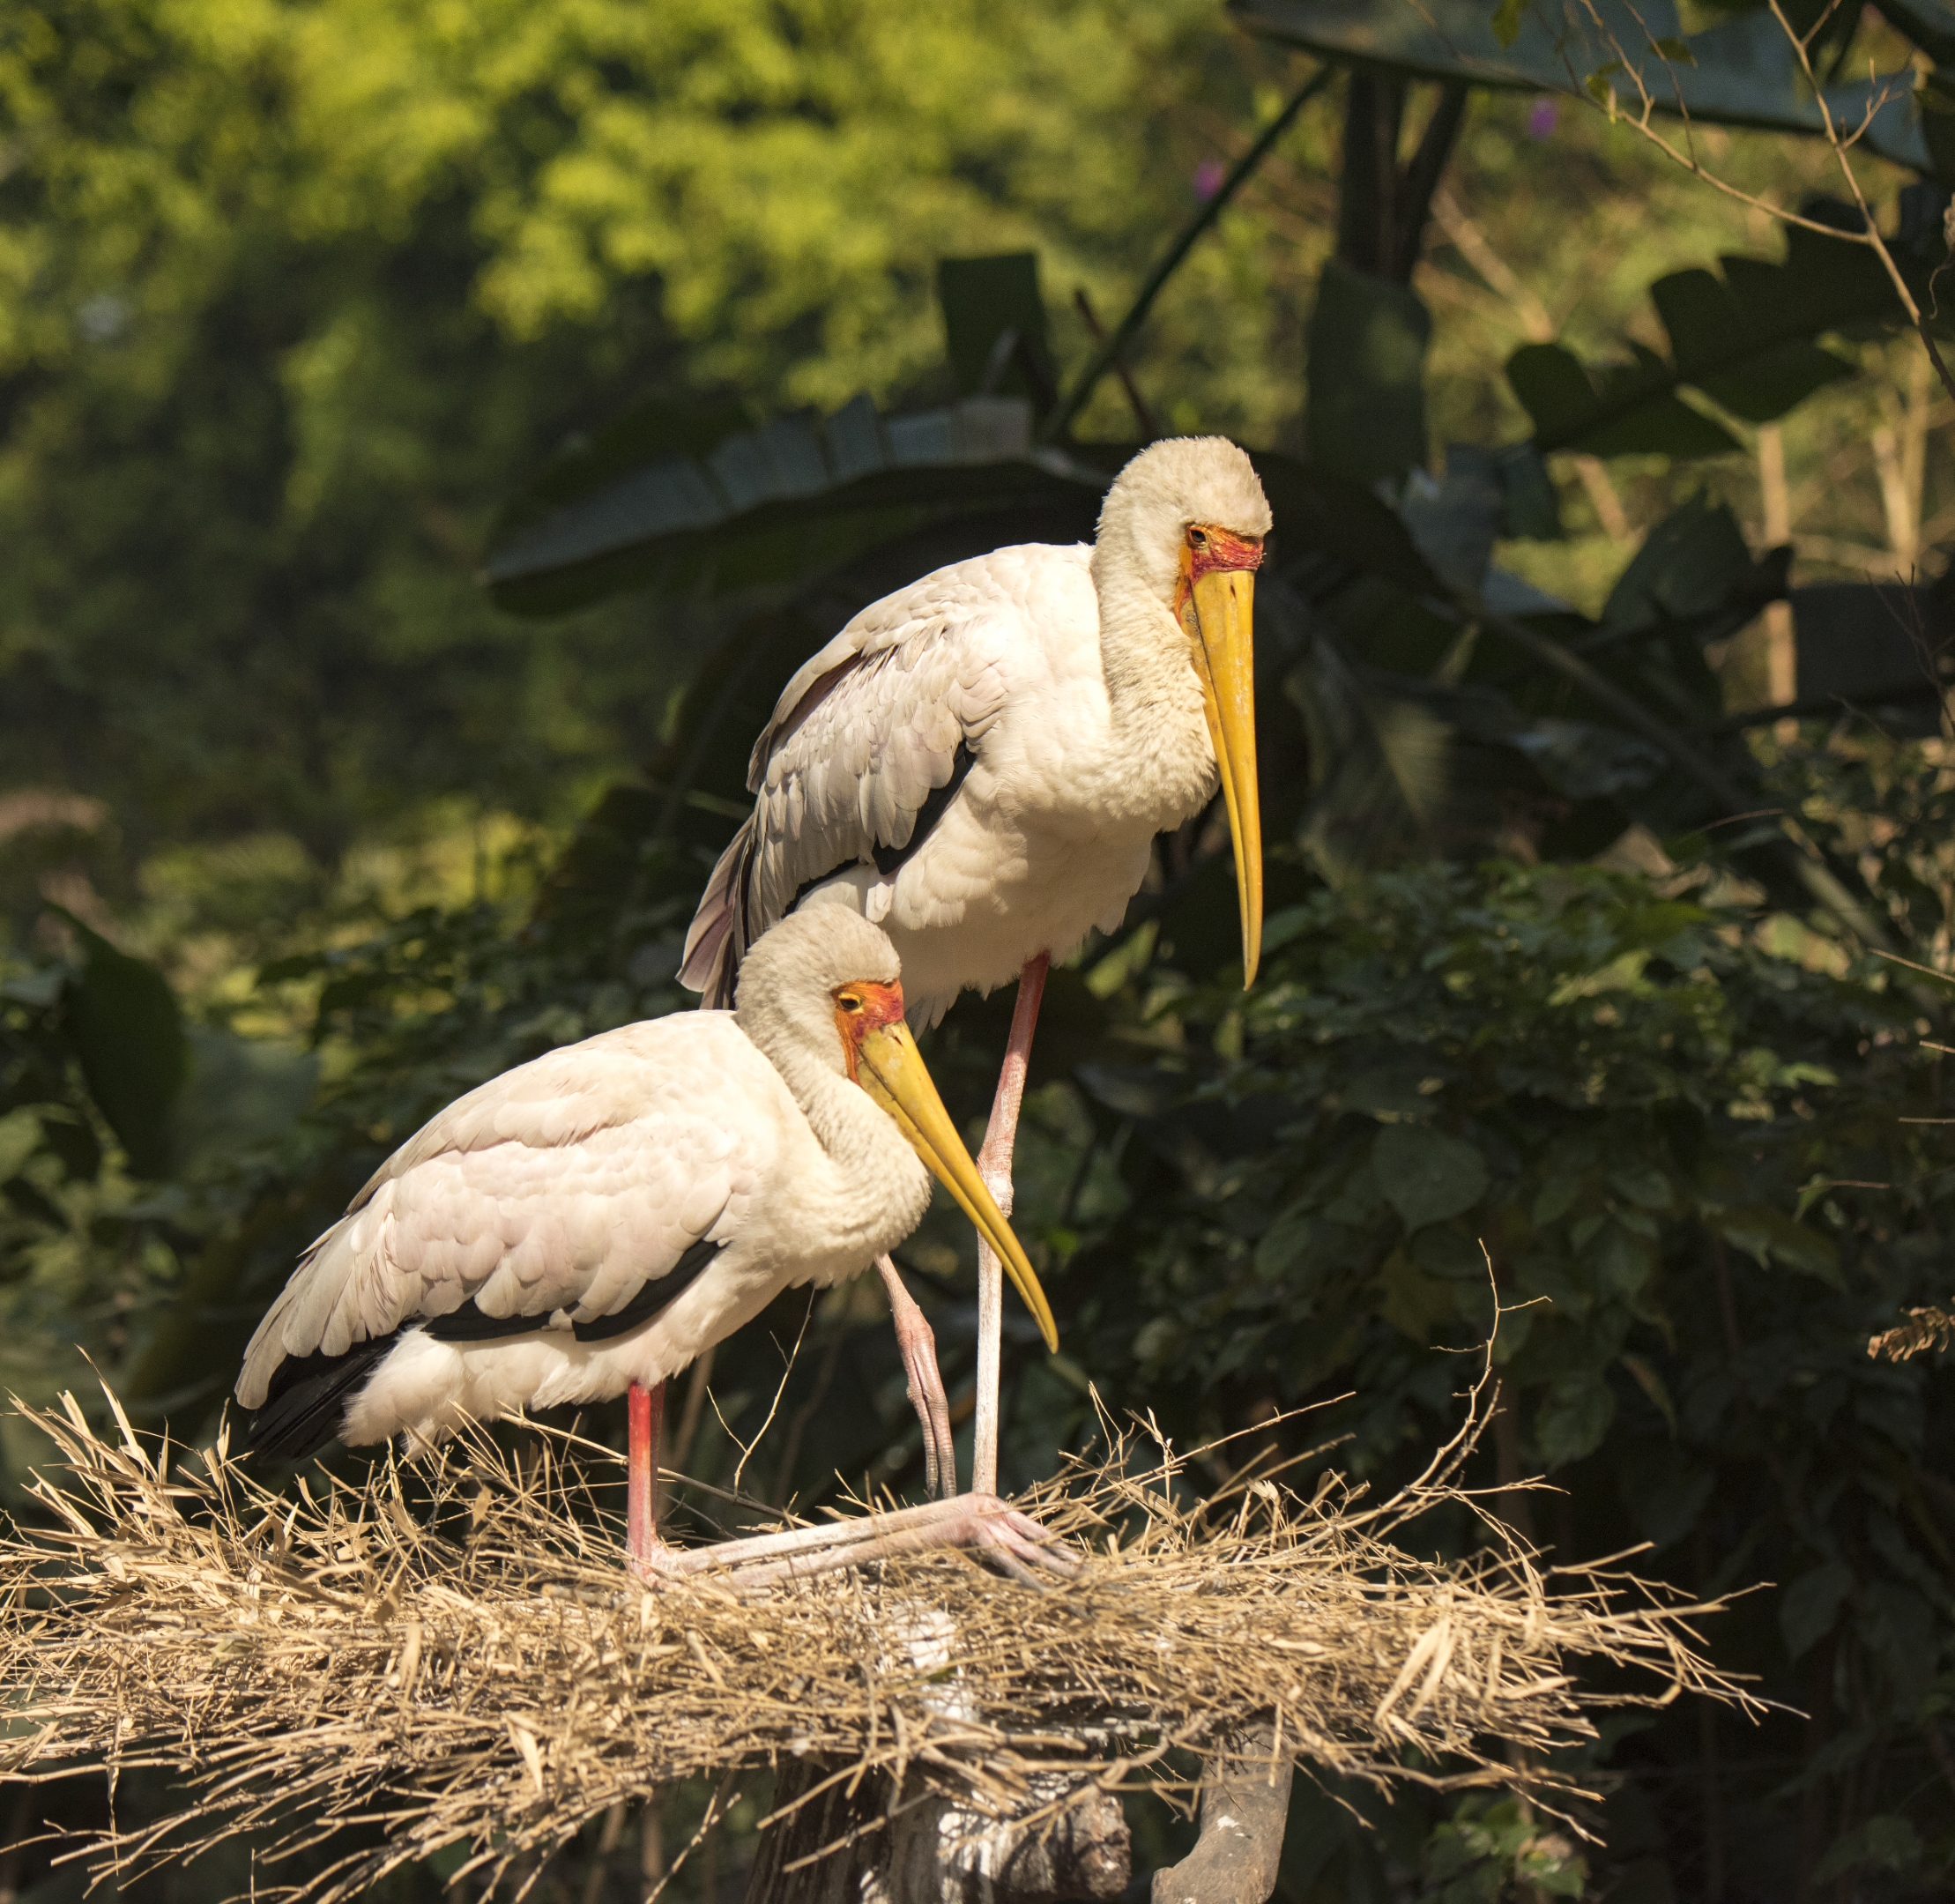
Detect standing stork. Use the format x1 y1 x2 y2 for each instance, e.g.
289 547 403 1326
680 436 1270 1499
235 908 1064 1582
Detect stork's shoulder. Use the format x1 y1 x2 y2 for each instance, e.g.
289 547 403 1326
748 543 1093 786
850 541 1093 640
347 1012 775 1210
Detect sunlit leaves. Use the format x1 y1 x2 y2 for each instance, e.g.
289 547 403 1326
1505 217 1919 459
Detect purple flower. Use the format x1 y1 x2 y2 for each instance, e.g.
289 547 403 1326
1527 97 1558 138
1193 159 1227 202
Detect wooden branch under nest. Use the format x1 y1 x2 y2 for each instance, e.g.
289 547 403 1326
0 1384 1758 1901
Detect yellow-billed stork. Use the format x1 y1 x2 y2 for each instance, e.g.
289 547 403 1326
236 907 1063 1581
680 436 1270 1498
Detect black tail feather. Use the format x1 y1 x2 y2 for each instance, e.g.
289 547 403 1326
248 1333 400 1460
245 1241 725 1458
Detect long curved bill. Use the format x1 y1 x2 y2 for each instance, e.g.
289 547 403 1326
854 1023 1059 1353
1186 567 1264 987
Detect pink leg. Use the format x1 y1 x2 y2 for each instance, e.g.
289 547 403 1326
627 1379 666 1578
972 955 1048 1498
618 961 1067 1589
875 1253 957 1500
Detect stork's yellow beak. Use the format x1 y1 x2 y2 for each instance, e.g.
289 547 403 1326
1185 566 1263 987
854 1022 1059 1353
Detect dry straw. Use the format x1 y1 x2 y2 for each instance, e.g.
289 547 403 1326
1870 1303 1955 1361
0 1380 1754 1900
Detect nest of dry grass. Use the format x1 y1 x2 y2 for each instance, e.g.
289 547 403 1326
0 1382 1753 1901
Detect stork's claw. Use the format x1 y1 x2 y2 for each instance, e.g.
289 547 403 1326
626 1541 685 1583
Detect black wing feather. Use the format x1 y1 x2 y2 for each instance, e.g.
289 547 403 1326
248 1238 727 1458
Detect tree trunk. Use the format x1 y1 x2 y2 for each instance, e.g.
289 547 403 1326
1149 1722 1295 1904
745 1757 1130 1904
1335 75 1468 282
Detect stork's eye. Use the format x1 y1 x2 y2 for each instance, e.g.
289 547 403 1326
1187 526 1208 550
836 993 863 1014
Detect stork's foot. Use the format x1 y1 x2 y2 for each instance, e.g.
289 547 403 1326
626 1538 686 1582
665 1492 1080 1589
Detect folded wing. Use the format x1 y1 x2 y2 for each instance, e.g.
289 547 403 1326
679 552 1052 1007
235 1020 760 1410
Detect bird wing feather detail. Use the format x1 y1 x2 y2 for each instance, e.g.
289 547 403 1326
235 1020 770 1407
679 553 1048 1005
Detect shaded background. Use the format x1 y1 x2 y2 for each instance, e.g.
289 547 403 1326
5 0 1955 1895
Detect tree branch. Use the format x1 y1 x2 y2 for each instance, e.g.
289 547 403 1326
1043 66 1332 442
1764 0 1955 407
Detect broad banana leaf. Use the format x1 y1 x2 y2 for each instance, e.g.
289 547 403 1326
1507 208 1941 459
1231 0 1932 172
486 394 1103 616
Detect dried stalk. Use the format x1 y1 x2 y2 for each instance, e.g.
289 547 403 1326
0 1383 1758 1903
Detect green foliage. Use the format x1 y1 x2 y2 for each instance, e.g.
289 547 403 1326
1421 1796 1587 1900
0 0 1299 953
1507 214 1933 458
484 390 1104 616
1068 855 1925 1447
53 908 188 1179
1305 258 1433 483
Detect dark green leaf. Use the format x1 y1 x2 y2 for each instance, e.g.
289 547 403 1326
1781 1559 1855 1657
1506 342 1740 458
1601 499 1756 632
1715 1205 1842 1285
484 392 1104 615
1882 0 1955 65
1379 1247 1460 1339
1793 582 1955 713
1813 1817 1926 1885
1536 1374 1617 1466
938 253 1057 415
1651 267 1857 420
1490 442 1562 540
1290 643 1453 881
1305 258 1431 485
1373 1125 1490 1231
1231 0 1930 167
1617 1440 1715 1545
1505 214 1934 459
170 1029 318 1177
54 915 188 1179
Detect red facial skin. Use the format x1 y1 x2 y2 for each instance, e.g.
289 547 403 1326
834 979 907 1082
1173 523 1264 620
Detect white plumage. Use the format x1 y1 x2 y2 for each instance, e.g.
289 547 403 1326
681 436 1274 1022
235 909 1046 1459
